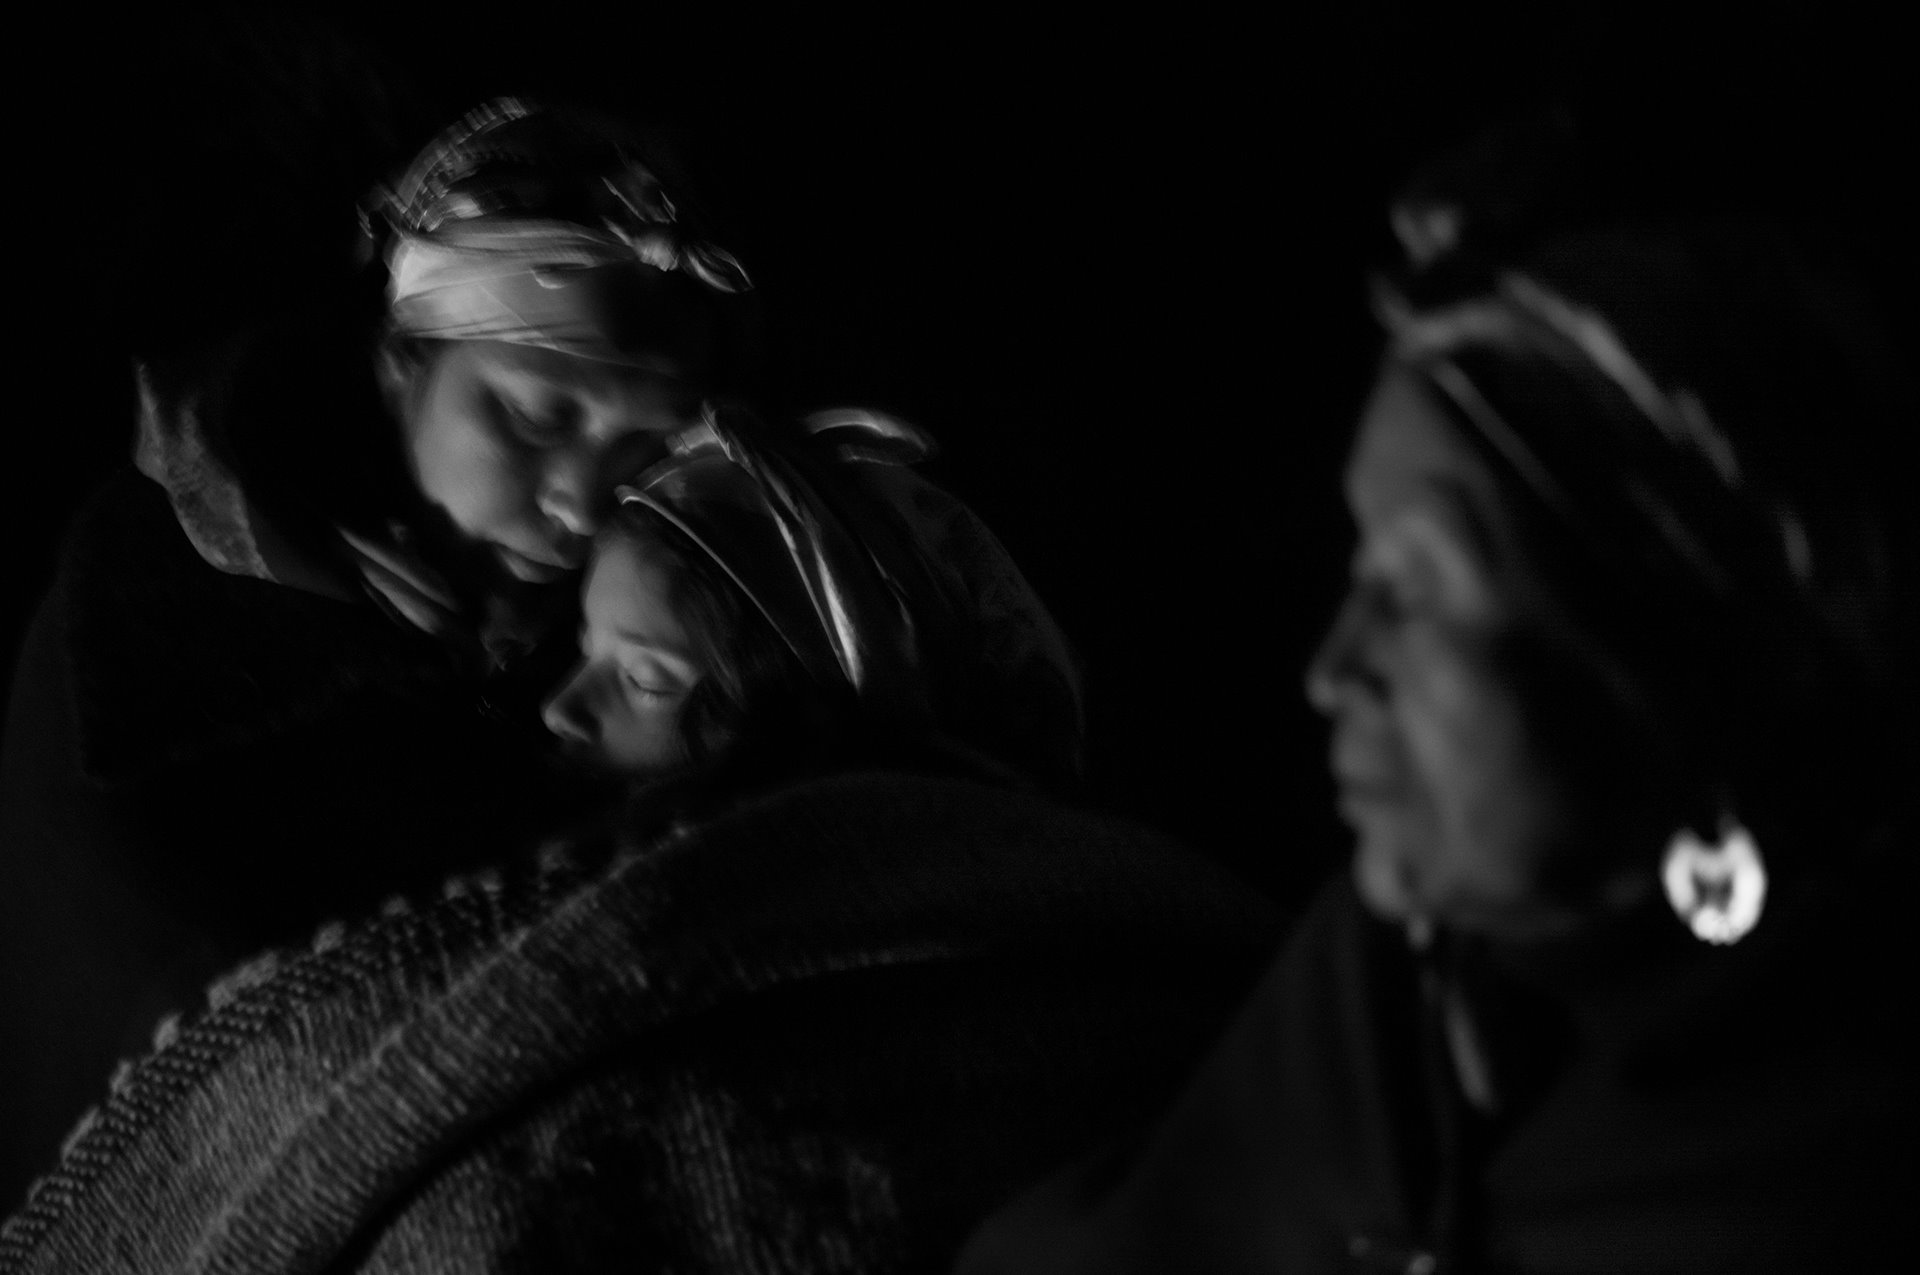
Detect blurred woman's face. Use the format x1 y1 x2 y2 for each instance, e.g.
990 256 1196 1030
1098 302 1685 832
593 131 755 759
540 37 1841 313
1306 365 1663 939
398 341 702 586
542 532 704 773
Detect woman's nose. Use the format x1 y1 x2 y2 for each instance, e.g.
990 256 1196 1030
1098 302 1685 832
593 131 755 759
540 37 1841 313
537 446 602 538
537 426 677 538
1303 590 1370 715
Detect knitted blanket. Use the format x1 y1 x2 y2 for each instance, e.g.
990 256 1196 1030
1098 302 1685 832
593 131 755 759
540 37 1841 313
1 771 1279 1274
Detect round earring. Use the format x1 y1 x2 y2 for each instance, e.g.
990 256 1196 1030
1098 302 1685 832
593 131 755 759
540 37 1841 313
1661 818 1767 945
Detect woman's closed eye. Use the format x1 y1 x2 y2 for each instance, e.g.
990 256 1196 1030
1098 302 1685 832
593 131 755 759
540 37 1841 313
493 391 572 447
620 665 688 704
1352 508 1496 627
1349 550 1441 625
622 674 672 700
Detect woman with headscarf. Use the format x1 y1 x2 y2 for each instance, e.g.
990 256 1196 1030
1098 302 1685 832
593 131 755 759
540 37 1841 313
0 98 1091 1209
955 124 1920 1273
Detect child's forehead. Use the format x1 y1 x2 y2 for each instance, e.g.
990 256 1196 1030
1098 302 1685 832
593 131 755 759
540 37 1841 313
585 532 687 620
594 510 682 565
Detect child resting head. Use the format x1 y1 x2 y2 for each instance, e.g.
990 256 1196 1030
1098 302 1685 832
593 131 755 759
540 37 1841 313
542 410 1087 788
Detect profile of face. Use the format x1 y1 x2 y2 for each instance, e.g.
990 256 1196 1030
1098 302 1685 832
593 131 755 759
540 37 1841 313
542 530 706 773
394 340 704 586
1306 365 1668 939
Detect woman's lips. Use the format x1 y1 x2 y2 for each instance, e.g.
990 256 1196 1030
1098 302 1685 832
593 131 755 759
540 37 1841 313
1329 737 1405 816
1330 741 1399 792
1336 782 1401 819
496 545 577 584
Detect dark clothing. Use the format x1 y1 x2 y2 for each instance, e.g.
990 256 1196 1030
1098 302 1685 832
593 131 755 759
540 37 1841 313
1 770 1279 1273
0 467 592 1209
958 858 1917 1273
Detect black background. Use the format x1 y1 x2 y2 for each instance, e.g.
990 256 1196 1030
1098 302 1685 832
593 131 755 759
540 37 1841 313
8 2 1914 905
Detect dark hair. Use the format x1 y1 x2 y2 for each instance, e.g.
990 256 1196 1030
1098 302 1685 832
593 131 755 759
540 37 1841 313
607 508 859 782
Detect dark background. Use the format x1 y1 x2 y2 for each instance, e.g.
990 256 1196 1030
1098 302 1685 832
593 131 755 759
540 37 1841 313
8 2 1914 904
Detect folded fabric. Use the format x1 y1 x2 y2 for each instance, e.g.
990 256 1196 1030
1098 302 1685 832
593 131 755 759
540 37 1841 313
2 770 1279 1274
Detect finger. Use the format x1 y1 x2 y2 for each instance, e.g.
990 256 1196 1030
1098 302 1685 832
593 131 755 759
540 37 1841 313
369 577 455 638
338 527 462 611
358 556 462 637
339 526 458 602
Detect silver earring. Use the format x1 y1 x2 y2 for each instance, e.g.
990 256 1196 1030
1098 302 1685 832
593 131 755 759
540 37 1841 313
1661 818 1767 945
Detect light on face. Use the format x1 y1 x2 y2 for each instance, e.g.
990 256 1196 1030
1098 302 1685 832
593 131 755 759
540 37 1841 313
543 533 706 774
1320 365 1683 940
401 341 700 570
1316 367 1574 933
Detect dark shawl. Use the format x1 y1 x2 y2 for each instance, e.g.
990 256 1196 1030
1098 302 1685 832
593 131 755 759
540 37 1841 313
2 770 1280 1274
956 846 1917 1274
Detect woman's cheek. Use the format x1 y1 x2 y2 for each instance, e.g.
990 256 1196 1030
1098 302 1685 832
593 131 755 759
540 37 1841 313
409 397 534 542
1396 625 1551 902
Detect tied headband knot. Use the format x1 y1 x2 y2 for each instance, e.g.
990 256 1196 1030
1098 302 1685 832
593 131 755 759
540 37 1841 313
595 160 749 292
366 97 751 363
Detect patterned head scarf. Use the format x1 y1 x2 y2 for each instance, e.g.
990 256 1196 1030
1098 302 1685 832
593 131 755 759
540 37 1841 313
617 410 1088 786
135 98 757 665
1376 213 1908 697
365 97 750 367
